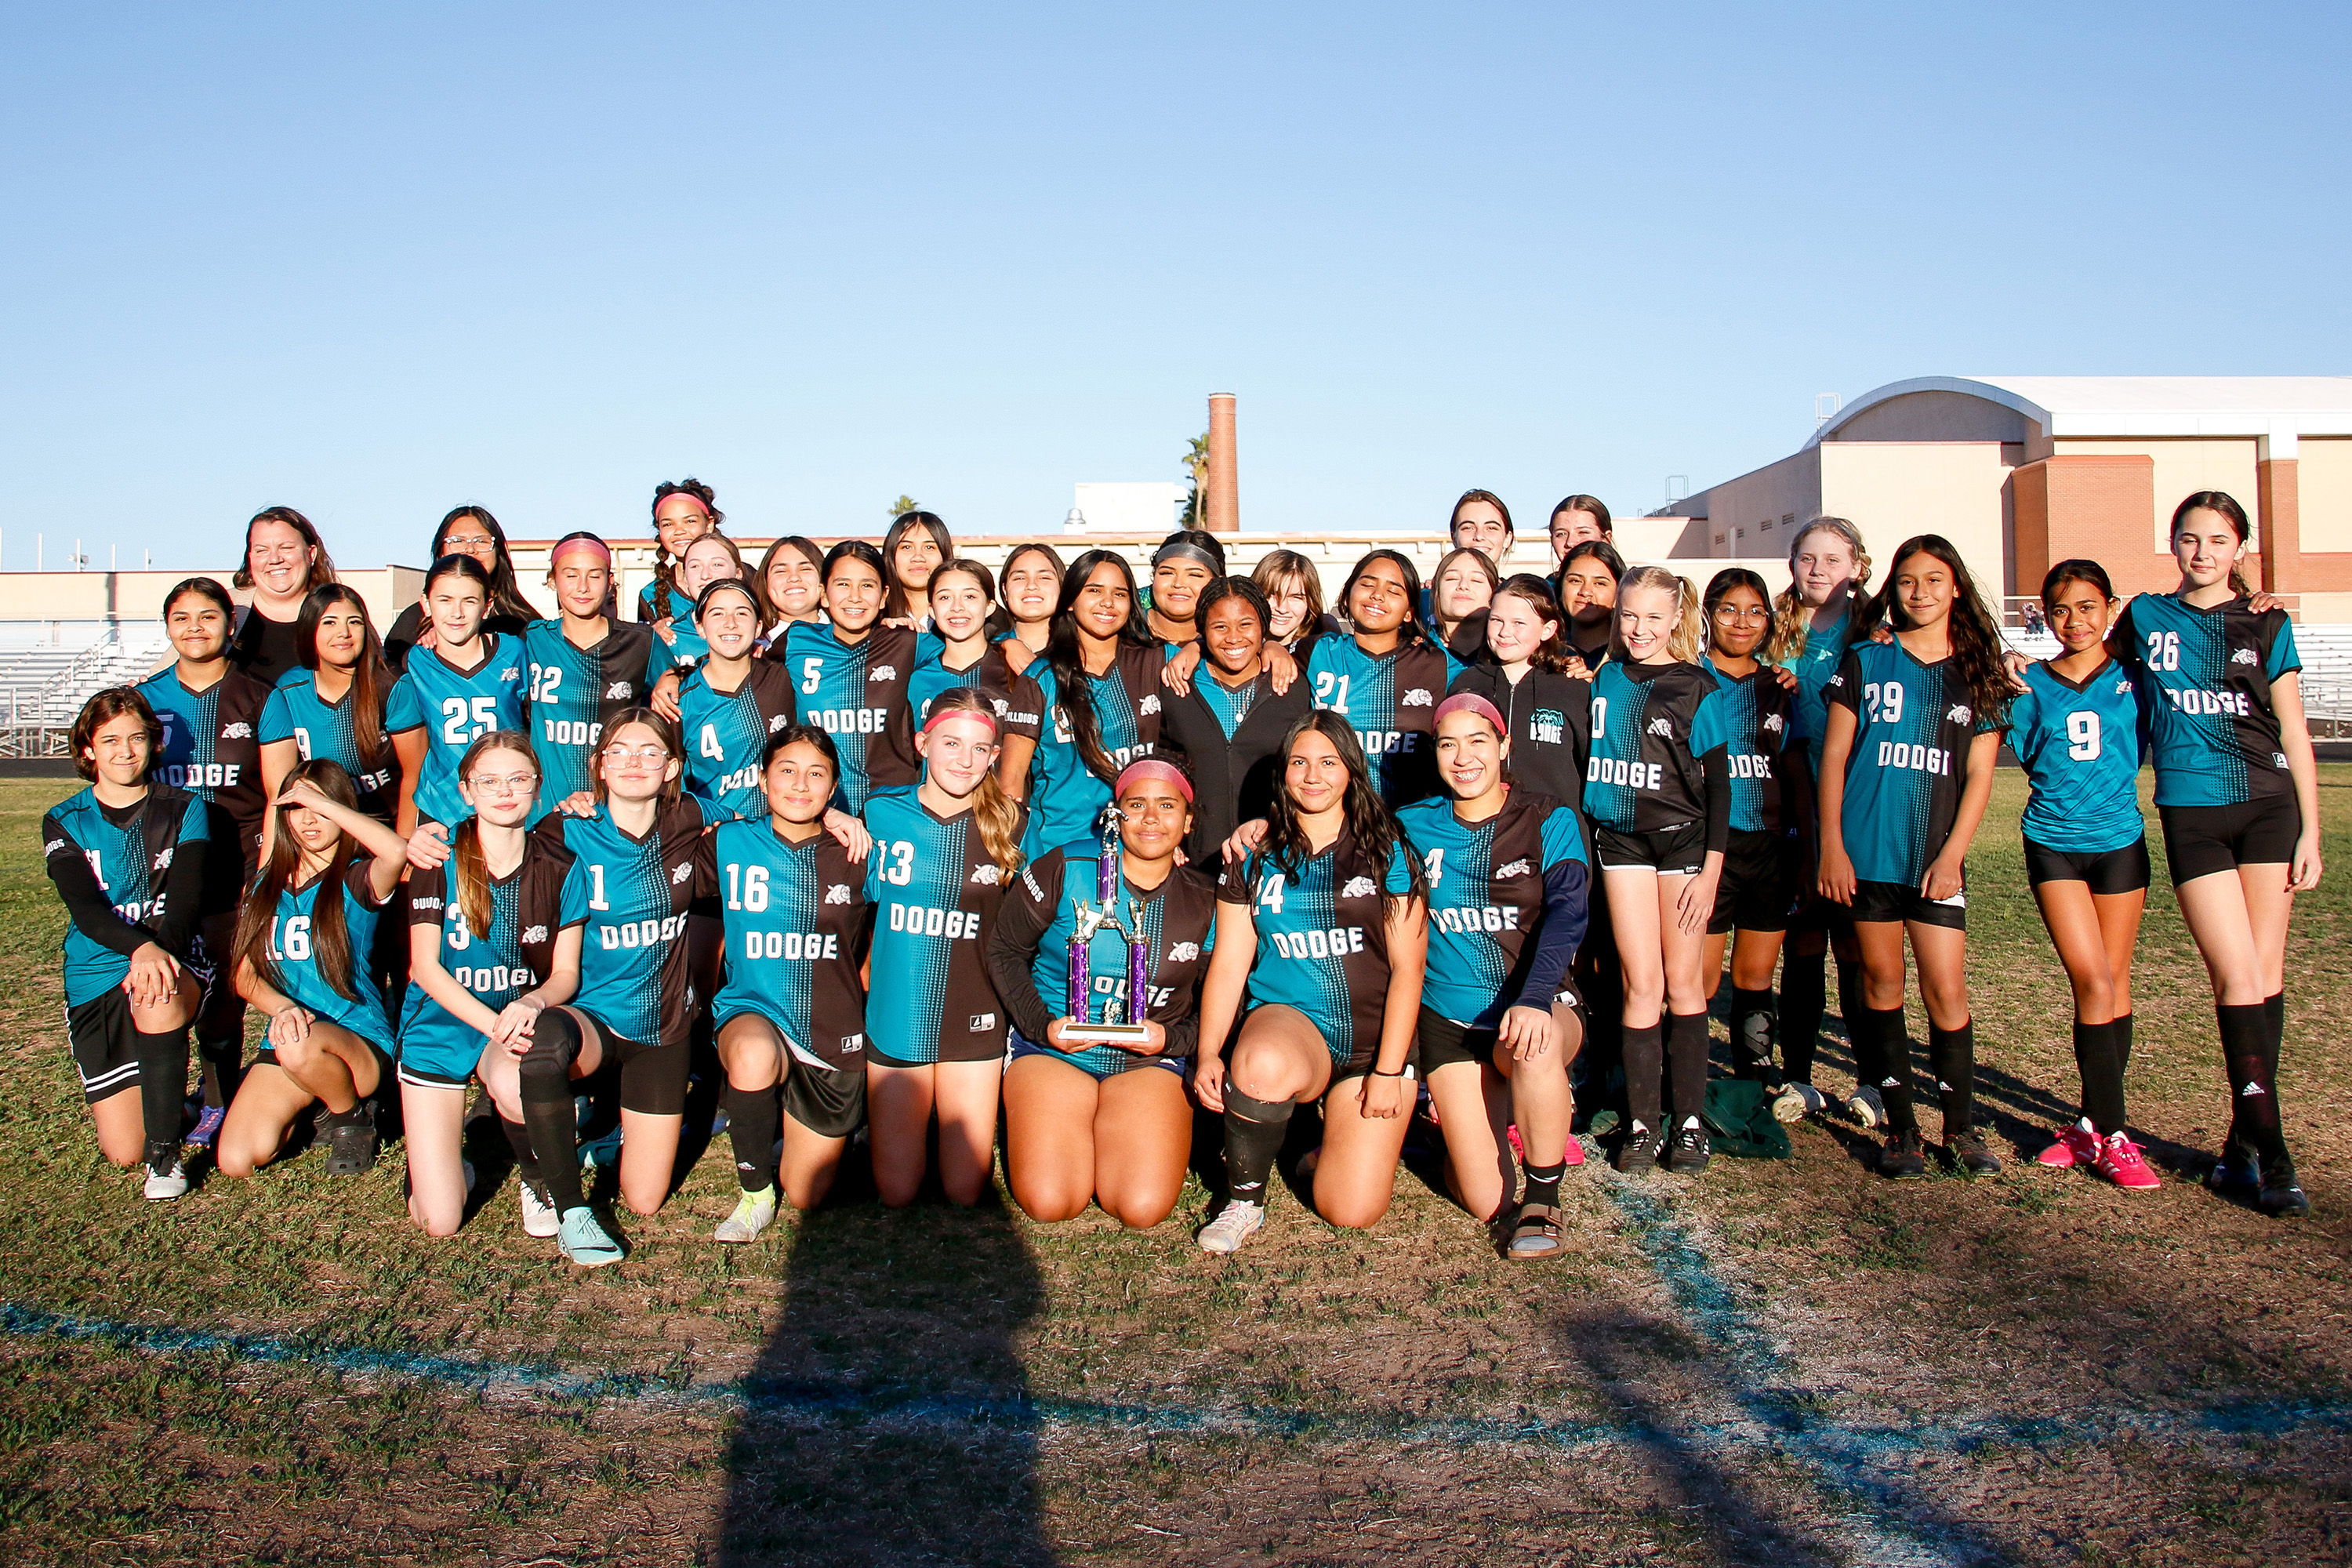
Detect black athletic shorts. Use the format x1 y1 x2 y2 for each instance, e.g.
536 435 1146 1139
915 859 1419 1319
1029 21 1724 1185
1594 822 1708 877
1411 985 1584 1074
1709 829 1798 935
193 909 245 1040
66 991 141 1104
2158 796 2301 886
575 1011 691 1116
781 1054 866 1139
1848 877 1966 931
2024 836 2152 895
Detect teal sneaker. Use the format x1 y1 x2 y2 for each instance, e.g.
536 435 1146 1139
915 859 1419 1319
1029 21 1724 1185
557 1207 623 1267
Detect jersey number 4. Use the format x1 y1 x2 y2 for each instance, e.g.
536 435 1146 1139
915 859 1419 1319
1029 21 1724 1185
1257 873 1285 915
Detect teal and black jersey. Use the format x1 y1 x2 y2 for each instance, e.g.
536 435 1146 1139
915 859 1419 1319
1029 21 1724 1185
537 797 710 1047
386 634 530 826
521 619 655 804
861 786 1026 1065
1788 608 1860 775
1825 642 2002 887
696 819 870 1071
260 668 401 823
677 662 800 821
1217 826 1419 1073
648 620 707 684
984 845 1218 1078
1584 660 1730 837
775 622 920 811
907 642 1044 743
1704 657 1797 834
2111 593 2299 809
637 580 697 626
42 786 209 1006
1303 633 1463 807
250 859 396 1051
395 837 585 1076
1025 641 1167 858
1398 789 1588 1029
2010 659 2147 855
139 666 270 893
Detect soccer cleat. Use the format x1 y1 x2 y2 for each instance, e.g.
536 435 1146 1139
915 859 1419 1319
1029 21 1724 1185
1846 1084 1886 1130
1613 1121 1663 1174
1773 1082 1826 1123
2258 1155 2309 1219
2090 1131 2161 1192
1196 1200 1266 1254
1878 1129 1928 1180
517 1175 561 1238
2038 1120 2099 1169
143 1160 189 1200
715 1185 779 1244
324 1105 378 1175
1667 1118 1711 1174
1947 1127 2002 1177
186 1105 226 1150
557 1207 624 1267
2207 1140 2260 1192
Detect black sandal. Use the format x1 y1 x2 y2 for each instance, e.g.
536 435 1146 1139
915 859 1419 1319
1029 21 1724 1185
1506 1202 1564 1260
325 1106 378 1176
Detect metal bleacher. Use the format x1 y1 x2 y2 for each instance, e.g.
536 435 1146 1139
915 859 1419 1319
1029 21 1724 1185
0 622 172 756
2002 615 2352 734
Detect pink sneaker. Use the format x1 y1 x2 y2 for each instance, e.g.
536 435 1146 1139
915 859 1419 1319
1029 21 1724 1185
1562 1135 1586 1169
2037 1120 2099 1169
2091 1131 2161 1191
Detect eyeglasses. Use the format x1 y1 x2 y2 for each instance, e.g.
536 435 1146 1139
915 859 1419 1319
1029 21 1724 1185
468 772 539 796
1712 605 1770 624
444 534 496 550
601 745 669 762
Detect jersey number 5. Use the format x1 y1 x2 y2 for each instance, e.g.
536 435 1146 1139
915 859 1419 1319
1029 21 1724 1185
800 657 825 695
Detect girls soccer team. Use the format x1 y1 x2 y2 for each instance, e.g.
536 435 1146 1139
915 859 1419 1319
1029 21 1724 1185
42 483 2325 1262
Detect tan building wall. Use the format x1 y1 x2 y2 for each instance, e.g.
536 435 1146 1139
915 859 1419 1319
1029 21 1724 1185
0 568 424 633
1817 441 2013 608
2055 437 2263 553
2299 437 2352 554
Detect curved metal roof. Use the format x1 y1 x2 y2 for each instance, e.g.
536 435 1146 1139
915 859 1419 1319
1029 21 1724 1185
1807 376 2352 448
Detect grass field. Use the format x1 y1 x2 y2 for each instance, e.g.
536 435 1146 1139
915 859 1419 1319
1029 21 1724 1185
3 770 2350 1567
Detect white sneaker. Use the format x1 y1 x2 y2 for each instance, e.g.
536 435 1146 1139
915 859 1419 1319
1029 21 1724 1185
1197 1200 1266 1254
1846 1083 1886 1129
1773 1083 1826 1123
143 1160 188 1200
714 1186 778 1244
517 1174 560 1237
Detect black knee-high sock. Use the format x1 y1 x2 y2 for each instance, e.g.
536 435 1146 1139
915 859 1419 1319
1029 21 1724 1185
1221 1087 1294 1205
1928 1020 1976 1134
195 1035 242 1110
2263 991 2285 1078
1780 948 1825 1086
498 1114 540 1181
1621 1022 1664 1131
1667 1011 1710 1127
2113 1012 2134 1075
1522 1160 1566 1210
2074 1020 2125 1138
2219 1003 2284 1160
135 1027 190 1165
517 1009 586 1213
728 1083 781 1192
1868 1005 1915 1131
1731 988 1777 1081
1835 954 1867 1045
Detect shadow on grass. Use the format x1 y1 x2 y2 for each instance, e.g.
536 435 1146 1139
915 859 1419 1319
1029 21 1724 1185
716 1174 1055 1567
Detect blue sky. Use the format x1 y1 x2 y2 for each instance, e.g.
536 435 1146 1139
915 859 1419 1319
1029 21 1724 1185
4 3 2347 568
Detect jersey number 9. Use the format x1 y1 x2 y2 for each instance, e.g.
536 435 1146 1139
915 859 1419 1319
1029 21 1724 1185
2067 710 2101 761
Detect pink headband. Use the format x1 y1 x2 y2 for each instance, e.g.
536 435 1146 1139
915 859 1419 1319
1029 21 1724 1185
550 535 612 568
1433 692 1506 735
922 705 999 738
1116 757 1194 804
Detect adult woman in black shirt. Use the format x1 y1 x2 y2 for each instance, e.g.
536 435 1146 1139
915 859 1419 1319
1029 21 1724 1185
228 506 337 688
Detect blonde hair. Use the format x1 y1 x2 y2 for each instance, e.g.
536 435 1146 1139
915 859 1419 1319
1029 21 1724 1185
925 689 1025 880
1609 567 1706 665
1766 517 1871 666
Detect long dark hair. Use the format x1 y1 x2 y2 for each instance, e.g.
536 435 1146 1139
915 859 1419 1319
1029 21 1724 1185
1261 711 1424 920
882 510 953 622
649 478 723 615
1046 549 1151 784
297 585 393 760
996 541 1066 638
2171 489 2254 596
1337 549 1433 647
234 760 367 1004
234 506 337 592
1490 573 1574 673
163 577 234 624
449 731 540 940
434 505 535 624
1862 535 2013 729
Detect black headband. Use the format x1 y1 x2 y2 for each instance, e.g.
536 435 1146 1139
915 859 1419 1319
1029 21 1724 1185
1153 539 1222 573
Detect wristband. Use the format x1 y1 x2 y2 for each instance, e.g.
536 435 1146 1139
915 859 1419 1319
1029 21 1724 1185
1370 1065 1409 1079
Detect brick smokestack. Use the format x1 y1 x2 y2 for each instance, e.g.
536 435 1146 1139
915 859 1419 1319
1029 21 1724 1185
1206 393 1239 533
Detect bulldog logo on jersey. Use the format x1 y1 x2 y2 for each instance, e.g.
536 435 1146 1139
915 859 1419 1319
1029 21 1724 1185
1647 717 1674 738
872 665 897 682
824 884 851 904
1401 688 1433 707
222 722 253 740
499 668 521 681
970 863 1001 886
1138 694 1161 716
1341 875 1377 898
1947 703 1973 724
671 862 693 884
768 714 789 732
521 924 547 944
152 846 176 872
1168 941 1200 963
1495 858 1532 879
1762 713 1784 734
2233 648 2258 666
2115 680 2133 696
607 681 633 699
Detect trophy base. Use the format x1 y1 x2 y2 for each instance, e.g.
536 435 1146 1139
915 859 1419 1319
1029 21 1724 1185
1061 1023 1152 1047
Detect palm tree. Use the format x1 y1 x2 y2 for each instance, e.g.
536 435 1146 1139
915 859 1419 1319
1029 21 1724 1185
1178 431 1209 530
888 495 920 520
